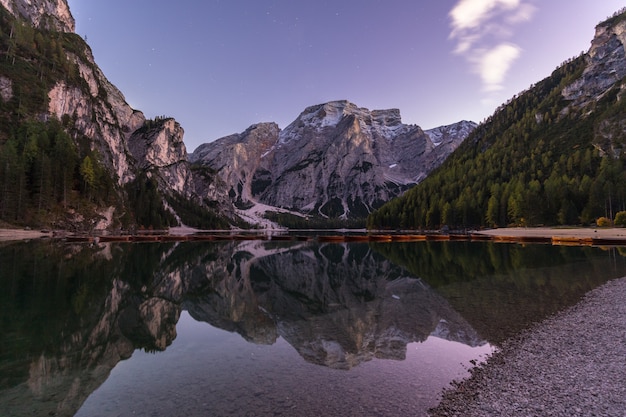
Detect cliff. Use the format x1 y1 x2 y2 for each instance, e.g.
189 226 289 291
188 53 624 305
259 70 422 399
0 0 74 32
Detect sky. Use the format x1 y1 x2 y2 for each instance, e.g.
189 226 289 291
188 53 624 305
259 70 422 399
66 1 625 152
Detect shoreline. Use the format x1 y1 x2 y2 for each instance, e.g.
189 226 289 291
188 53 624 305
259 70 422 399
1 226 626 243
429 276 626 416
474 226 626 239
0 229 52 242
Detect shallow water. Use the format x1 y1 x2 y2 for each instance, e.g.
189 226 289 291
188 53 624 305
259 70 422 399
1 239 625 416
75 312 491 416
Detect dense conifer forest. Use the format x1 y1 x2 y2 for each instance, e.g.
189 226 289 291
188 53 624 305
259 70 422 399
368 45 626 230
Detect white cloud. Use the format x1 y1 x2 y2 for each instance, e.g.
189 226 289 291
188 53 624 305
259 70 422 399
478 43 521 91
449 0 535 91
450 0 521 33
506 3 536 24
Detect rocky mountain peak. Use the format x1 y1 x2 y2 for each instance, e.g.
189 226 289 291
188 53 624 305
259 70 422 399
129 118 187 170
192 100 476 220
0 0 74 32
425 120 478 146
278 100 411 145
191 122 280 165
559 10 626 158
279 100 355 143
371 108 402 127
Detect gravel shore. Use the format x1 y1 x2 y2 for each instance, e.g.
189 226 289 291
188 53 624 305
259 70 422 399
430 276 626 417
476 226 626 239
0 228 51 241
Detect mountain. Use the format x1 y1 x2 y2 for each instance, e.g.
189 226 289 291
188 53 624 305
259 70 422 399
368 9 626 230
0 0 237 231
0 0 474 230
191 100 476 220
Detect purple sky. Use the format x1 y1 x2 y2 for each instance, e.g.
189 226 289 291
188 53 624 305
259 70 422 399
67 1 624 152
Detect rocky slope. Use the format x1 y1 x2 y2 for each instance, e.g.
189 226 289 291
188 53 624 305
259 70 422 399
0 0 74 32
562 12 626 157
191 100 475 219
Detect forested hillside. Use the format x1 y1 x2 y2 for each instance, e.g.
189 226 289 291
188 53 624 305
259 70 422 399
0 7 120 227
0 4 236 231
368 11 626 230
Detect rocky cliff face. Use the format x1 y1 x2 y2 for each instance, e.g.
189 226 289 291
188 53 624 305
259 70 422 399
423 121 478 176
562 12 626 157
191 100 476 219
128 118 236 220
562 17 626 108
190 122 281 209
0 0 73 32
129 118 190 194
46 49 144 185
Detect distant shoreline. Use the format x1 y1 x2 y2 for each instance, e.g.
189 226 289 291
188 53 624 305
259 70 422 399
0 228 52 242
474 226 626 239
1 226 626 243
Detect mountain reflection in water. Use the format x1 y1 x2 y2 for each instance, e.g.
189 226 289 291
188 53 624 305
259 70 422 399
183 241 483 369
1 239 625 416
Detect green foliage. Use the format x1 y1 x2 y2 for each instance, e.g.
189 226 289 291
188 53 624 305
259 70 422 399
0 8 124 227
135 116 174 135
368 46 626 230
125 172 176 229
165 193 231 230
0 119 115 225
79 155 96 190
600 7 626 27
0 7 90 135
614 211 626 227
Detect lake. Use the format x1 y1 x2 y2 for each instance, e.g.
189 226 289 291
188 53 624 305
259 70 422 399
1 238 625 416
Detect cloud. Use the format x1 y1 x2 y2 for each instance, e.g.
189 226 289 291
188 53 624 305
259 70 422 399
506 2 536 24
449 0 535 91
478 43 521 91
450 0 521 34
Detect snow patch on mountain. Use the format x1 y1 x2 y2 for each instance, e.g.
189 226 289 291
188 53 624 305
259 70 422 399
425 121 477 146
236 202 306 230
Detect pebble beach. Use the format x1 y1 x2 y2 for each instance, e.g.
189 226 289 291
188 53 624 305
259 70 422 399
430 276 626 416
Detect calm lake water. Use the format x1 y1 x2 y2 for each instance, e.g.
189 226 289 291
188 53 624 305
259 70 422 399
1 238 625 416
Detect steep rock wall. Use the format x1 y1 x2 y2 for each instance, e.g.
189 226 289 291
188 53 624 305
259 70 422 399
0 0 73 32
